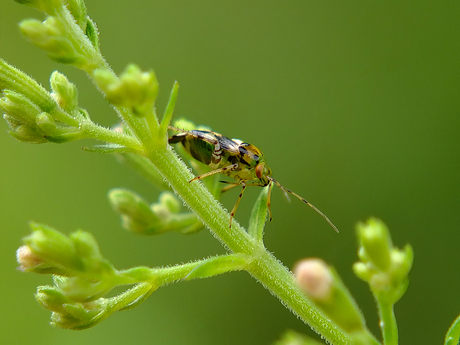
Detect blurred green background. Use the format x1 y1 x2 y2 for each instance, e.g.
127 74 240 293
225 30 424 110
1 1 459 344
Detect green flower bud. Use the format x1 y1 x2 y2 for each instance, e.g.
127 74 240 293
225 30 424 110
108 189 160 234
93 64 159 114
159 191 182 214
24 223 82 272
50 298 107 329
36 112 57 132
391 244 414 280
50 71 79 112
19 17 86 66
35 285 70 313
0 58 57 112
357 218 392 271
5 120 48 143
58 277 113 302
0 90 43 126
70 231 102 261
352 261 373 282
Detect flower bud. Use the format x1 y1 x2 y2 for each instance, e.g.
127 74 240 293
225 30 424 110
93 64 159 114
19 17 86 66
35 285 70 313
5 119 48 143
16 245 45 271
58 277 113 302
357 218 392 271
294 258 333 302
108 189 160 234
50 71 79 112
0 58 57 112
294 258 367 333
354 218 413 305
0 91 43 126
50 298 107 329
159 191 182 214
24 223 82 272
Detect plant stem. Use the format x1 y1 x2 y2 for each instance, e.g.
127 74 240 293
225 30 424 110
138 146 352 344
377 298 398 345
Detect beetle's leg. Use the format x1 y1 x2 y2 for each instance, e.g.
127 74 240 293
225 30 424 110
220 182 239 194
229 181 246 228
189 164 239 183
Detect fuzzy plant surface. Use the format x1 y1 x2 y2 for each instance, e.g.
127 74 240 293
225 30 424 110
1 1 459 344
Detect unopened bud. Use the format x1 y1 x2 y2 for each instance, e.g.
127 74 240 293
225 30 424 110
16 245 45 271
357 218 392 271
50 71 79 112
93 64 158 114
294 258 333 302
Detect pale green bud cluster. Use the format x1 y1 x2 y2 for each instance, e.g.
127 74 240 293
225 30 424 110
353 218 413 304
108 189 202 235
20 17 87 67
1 65 85 143
16 0 100 69
19 223 115 278
93 65 159 115
16 223 158 329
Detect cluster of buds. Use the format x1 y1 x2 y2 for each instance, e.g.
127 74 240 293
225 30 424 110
16 223 157 329
353 218 413 304
109 189 203 235
93 64 159 115
1 59 85 143
16 0 100 69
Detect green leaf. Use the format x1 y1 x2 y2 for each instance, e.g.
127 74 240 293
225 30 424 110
82 144 139 154
184 254 250 280
85 17 99 51
445 314 460 345
248 185 270 242
159 81 179 139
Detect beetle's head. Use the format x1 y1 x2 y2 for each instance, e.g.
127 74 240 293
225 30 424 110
255 162 272 186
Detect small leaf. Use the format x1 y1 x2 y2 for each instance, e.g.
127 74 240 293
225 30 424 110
159 81 179 139
445 314 460 345
85 17 99 51
248 185 270 242
184 254 250 280
82 144 138 154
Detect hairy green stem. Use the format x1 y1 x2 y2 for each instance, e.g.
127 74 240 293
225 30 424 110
139 146 352 344
378 299 398 345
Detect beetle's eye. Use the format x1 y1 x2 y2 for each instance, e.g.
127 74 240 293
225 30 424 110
255 164 264 179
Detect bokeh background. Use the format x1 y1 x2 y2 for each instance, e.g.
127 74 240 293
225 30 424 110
1 1 459 344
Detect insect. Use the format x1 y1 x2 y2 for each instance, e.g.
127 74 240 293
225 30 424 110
168 126 338 232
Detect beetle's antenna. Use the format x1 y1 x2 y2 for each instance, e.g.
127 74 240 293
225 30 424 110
269 177 339 233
